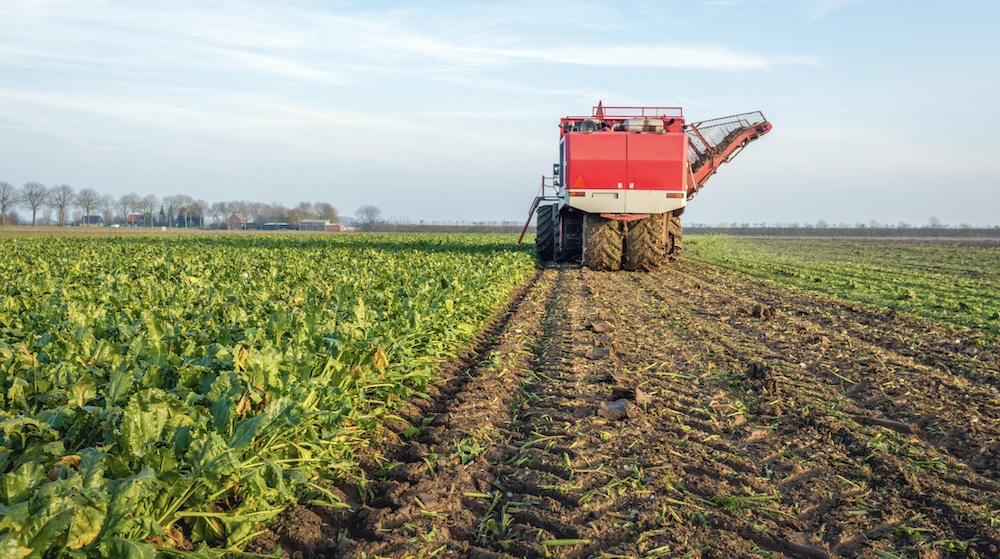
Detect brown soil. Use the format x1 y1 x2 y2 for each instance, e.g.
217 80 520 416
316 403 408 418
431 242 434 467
251 261 1000 558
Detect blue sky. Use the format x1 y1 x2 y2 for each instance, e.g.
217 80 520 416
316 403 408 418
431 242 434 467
1 0 998 225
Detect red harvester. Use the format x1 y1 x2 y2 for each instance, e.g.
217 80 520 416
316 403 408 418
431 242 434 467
519 102 772 271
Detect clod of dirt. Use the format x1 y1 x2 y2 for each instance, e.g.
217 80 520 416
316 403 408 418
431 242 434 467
591 320 612 333
586 347 611 360
250 505 337 558
610 386 633 400
351 505 391 539
780 532 832 559
382 416 412 434
751 303 776 319
598 399 637 420
609 387 653 406
745 360 779 395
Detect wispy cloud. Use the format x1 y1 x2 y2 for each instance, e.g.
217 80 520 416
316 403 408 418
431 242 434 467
805 0 868 22
508 45 815 69
0 1 812 85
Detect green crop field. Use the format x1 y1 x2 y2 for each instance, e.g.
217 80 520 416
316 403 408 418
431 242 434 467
5 231 999 558
686 236 1000 336
0 233 535 557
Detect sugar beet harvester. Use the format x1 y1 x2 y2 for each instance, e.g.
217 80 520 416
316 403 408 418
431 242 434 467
519 103 772 271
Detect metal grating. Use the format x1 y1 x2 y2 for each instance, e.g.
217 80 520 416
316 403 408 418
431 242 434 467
685 111 767 171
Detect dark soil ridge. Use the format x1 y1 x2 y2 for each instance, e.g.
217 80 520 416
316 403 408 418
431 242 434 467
253 262 1000 559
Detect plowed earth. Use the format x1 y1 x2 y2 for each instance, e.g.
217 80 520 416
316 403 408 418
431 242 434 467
252 261 1000 559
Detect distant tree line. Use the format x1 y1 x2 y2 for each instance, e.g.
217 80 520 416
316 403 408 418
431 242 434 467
0 181 339 229
686 219 1000 238
369 215 526 234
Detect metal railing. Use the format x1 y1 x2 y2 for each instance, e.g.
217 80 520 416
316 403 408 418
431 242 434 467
591 106 684 118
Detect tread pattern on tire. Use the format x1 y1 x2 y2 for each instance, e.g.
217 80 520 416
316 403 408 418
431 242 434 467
624 214 666 272
536 204 556 262
582 215 622 271
668 214 683 258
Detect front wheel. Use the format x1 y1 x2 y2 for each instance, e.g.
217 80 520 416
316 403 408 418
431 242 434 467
536 204 556 262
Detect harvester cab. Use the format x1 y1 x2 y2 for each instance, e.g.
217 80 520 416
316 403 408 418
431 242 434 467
519 102 772 271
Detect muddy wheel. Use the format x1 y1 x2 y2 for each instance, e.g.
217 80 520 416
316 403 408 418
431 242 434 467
668 214 682 258
536 204 556 262
624 214 666 272
582 215 622 271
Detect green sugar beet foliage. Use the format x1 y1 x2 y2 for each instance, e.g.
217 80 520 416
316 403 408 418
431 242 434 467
0 234 535 557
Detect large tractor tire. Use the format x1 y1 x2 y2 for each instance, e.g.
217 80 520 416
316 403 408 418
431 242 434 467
536 204 556 262
668 214 682 258
624 214 667 272
582 215 622 271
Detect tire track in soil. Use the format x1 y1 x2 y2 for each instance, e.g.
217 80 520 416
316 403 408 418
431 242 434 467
654 261 1000 474
612 265 1000 558
255 262 1000 559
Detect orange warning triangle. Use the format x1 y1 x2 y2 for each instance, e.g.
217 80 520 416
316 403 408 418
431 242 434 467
572 175 588 188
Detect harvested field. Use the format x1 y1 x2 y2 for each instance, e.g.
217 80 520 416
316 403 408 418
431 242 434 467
262 260 1000 558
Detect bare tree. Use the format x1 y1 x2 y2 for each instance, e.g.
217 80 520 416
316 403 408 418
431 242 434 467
354 205 382 232
99 195 115 225
49 184 75 226
0 182 19 226
173 195 194 227
141 194 159 227
229 199 248 216
298 201 316 217
191 199 207 228
20 182 50 226
118 193 141 226
315 202 339 223
75 188 102 225
256 202 287 226
286 202 307 228
209 201 228 228
162 195 181 227
247 201 267 225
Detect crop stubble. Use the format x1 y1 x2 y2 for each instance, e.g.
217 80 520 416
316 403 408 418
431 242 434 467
263 260 1000 558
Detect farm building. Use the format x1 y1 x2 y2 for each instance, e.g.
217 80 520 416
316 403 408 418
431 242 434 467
262 222 292 230
299 219 346 231
225 213 247 229
79 215 104 227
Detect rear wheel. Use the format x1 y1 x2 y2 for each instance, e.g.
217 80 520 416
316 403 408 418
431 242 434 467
623 214 666 272
668 214 682 258
536 204 556 262
582 215 622 271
